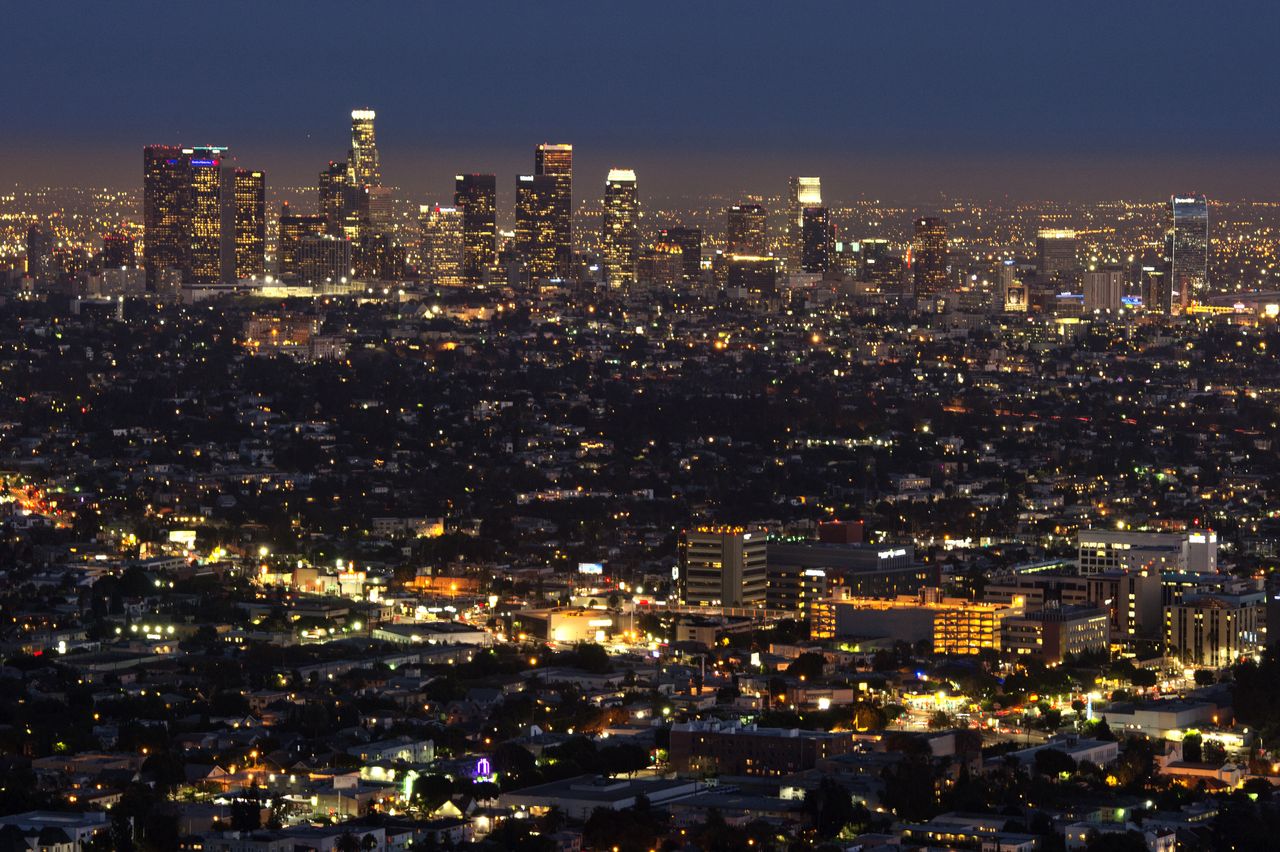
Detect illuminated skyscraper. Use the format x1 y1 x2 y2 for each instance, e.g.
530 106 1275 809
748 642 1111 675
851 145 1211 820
515 174 559 278
186 147 235 285
534 143 573 276
602 168 639 288
143 145 189 289
636 242 684 291
420 205 465 288
911 216 948 298
278 203 328 279
1171 194 1208 308
786 177 821 271
678 527 768 608
726 204 767 255
656 226 702 283
233 169 265 279
349 109 380 188
454 174 497 286
800 206 831 273
1082 269 1125 312
319 161 348 236
1036 228 1078 279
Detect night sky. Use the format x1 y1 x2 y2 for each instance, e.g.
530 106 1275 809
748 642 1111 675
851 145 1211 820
9 0 1280 202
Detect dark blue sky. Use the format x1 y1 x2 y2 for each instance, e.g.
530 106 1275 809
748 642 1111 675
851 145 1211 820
9 0 1280 201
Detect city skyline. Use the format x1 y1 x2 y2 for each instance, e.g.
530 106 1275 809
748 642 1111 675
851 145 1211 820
8 1 1280 200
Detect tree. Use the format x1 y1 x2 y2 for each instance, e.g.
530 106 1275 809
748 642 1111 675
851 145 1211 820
1129 669 1158 689
786 652 825 681
1033 747 1077 777
804 777 859 839
1085 829 1152 851
1181 733 1203 763
1194 669 1216 687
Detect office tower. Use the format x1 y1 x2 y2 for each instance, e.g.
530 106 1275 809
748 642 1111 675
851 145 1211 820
515 174 559 278
534 143 573 276
1142 266 1171 315
657 226 702 282
726 204 767 255
999 260 1028 312
678 527 768 608
859 238 896 292
298 235 353 285
25 223 56 285
786 177 822 271
1036 228 1078 278
1082 269 1125 312
726 255 777 297
636 242 684 291
278 203 328 279
454 174 497 286
601 168 639 288
911 216 948 298
348 109 380 188
186 148 236 285
420 205 465 288
143 145 189 289
1171 194 1208 308
319 161 348 235
100 232 136 269
233 169 266 279
800 206 831 273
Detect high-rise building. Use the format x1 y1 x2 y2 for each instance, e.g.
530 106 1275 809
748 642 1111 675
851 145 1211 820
1036 229 1078 278
278 204 328 279
319 161 348 236
534 143 573 276
1142 265 1171 315
726 255 777 298
515 174 559 278
25 223 56 285
656 226 702 282
143 145 189 289
1171 194 1208 308
186 148 236 286
601 168 639 288
420 205 465 288
999 260 1028 312
636 242 684 291
100 232 137 270
859 238 899 293
800 206 831 273
786 177 822 271
454 174 497 286
233 169 265 279
1082 269 1125 312
298 235 353 285
144 145 260 287
726 204 767 255
678 527 768 608
349 109 380 188
911 216 948 298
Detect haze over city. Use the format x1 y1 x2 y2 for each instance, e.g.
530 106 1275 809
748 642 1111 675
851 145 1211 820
9 1 1280 200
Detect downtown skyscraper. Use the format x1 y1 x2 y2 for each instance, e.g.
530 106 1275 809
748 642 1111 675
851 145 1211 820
911 216 949 299
601 169 639 288
534 143 573 277
143 146 265 288
726 204 767 256
786 177 821 271
454 174 497 286
515 173 560 279
233 169 266 279
1171 194 1208 310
